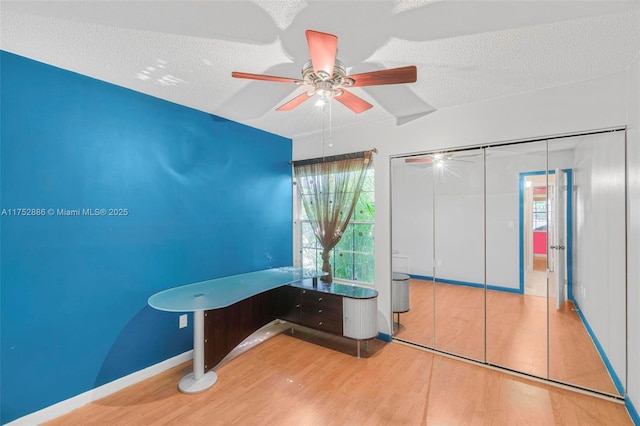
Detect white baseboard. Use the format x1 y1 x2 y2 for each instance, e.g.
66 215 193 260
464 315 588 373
5 350 193 426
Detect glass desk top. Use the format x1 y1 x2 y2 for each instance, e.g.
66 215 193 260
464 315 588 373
148 267 327 312
291 279 378 299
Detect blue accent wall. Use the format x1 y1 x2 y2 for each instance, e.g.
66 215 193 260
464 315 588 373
0 51 292 423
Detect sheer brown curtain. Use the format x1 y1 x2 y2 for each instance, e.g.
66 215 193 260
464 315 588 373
293 150 374 282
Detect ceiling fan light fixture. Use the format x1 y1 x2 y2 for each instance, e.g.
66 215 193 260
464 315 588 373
316 80 334 92
302 59 347 84
318 89 332 98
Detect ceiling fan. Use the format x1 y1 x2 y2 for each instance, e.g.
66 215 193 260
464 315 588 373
404 152 481 168
232 30 417 114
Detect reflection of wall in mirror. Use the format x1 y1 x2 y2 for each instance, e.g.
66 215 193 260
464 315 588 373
533 231 547 255
391 162 434 277
392 255 409 274
392 130 626 391
393 149 574 292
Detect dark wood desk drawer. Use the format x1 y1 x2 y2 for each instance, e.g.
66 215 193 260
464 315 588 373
301 291 341 312
301 303 342 320
301 314 343 335
299 290 343 334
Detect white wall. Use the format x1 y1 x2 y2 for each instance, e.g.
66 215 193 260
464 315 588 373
293 71 629 339
626 55 640 416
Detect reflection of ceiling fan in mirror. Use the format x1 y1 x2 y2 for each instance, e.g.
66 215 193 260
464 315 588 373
405 152 480 168
232 30 417 114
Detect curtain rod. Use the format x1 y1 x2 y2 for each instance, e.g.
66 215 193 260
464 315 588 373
289 148 377 165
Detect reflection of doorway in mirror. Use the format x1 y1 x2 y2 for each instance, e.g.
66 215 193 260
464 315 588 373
520 171 571 304
522 173 555 298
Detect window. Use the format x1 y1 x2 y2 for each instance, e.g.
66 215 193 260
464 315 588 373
532 187 547 231
297 168 375 285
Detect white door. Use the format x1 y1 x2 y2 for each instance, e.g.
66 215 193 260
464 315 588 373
553 169 567 309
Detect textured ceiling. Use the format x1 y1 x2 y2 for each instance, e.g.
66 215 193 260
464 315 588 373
2 1 639 139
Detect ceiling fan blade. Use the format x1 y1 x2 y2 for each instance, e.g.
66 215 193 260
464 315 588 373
348 66 417 87
334 90 373 114
405 157 433 164
276 92 312 111
232 71 302 84
306 30 338 77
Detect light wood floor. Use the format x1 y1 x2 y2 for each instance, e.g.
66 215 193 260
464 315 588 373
533 255 548 272
45 326 632 425
394 279 619 395
524 268 555 297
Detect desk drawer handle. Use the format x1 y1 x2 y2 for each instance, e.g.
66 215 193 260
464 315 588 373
318 321 323 326
318 309 323 313
318 297 323 302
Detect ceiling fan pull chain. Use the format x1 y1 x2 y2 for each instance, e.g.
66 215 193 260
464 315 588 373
329 98 333 147
322 102 326 158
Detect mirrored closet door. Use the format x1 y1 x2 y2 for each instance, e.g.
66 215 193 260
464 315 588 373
391 148 485 362
545 132 626 395
391 130 626 397
391 155 435 348
485 140 549 378
433 149 485 361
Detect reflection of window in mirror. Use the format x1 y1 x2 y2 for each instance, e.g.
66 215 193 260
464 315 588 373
523 176 554 275
532 197 547 231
